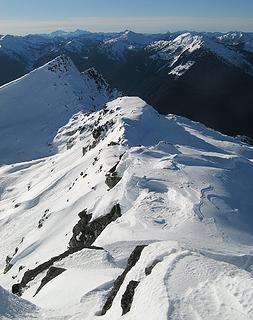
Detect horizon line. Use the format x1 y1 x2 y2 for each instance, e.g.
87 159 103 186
1 16 253 35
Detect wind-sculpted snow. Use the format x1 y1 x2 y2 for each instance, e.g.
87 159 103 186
0 96 253 319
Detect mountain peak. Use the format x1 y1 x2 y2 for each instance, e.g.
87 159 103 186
0 55 118 163
46 54 76 74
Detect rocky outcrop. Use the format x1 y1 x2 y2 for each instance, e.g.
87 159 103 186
4 246 19 274
105 157 124 190
121 280 139 315
69 204 121 249
12 245 102 296
12 205 121 296
100 245 146 315
145 259 162 276
33 266 66 296
105 173 122 189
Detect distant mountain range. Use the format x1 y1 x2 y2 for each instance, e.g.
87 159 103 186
1 29 253 138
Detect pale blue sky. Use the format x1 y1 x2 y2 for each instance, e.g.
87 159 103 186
1 0 253 35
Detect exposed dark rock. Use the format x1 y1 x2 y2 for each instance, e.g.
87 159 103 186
92 126 103 139
33 266 66 296
12 283 21 296
19 265 25 272
12 205 120 297
105 155 125 189
108 162 119 174
69 204 121 249
4 261 13 274
12 245 102 296
108 141 119 146
4 247 19 274
100 245 146 315
105 173 122 189
38 211 50 228
66 137 75 150
121 280 139 315
145 259 162 276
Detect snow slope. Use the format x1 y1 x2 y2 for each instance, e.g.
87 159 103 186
100 30 159 60
1 96 253 319
0 55 118 164
0 286 38 319
147 32 253 76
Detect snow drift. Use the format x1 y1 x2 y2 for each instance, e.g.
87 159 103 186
1 57 253 319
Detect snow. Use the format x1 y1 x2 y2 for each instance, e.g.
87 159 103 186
147 33 202 64
1 67 253 319
100 30 158 60
1 30 253 76
0 286 38 319
29 249 122 310
168 61 195 77
0 55 118 163
147 32 253 76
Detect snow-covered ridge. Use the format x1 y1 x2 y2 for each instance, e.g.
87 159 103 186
1 30 253 78
1 93 253 319
99 30 159 60
147 32 253 76
0 55 119 164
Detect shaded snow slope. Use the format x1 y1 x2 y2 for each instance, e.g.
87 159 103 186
0 55 118 164
0 285 38 319
1 97 253 319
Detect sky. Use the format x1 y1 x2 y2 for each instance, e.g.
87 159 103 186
0 0 253 35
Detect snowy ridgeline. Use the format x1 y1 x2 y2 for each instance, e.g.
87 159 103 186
1 30 253 75
0 55 118 164
1 58 253 319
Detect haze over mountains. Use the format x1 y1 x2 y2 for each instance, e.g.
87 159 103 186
1 29 253 138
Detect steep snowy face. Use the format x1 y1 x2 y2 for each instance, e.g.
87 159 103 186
217 31 246 46
217 31 253 53
100 30 159 60
147 32 253 76
1 97 253 319
0 34 52 66
0 55 118 164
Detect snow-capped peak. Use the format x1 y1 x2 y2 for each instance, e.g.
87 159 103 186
45 54 76 74
147 31 253 76
172 32 203 48
0 55 118 163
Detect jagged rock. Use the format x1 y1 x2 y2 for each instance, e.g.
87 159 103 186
145 259 162 275
4 247 19 273
100 245 146 315
105 156 124 189
105 173 122 189
12 245 102 296
12 283 21 296
84 68 109 91
34 266 66 296
4 262 13 274
108 141 119 146
92 126 103 139
69 204 121 249
121 280 139 315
